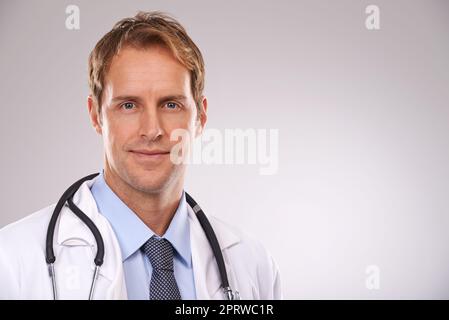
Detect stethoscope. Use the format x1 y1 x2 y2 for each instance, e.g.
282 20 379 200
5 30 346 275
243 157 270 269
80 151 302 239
45 173 240 300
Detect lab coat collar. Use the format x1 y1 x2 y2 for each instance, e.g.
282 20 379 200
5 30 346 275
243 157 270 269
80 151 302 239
56 176 242 300
57 178 99 247
187 204 241 299
90 173 192 267
56 177 124 290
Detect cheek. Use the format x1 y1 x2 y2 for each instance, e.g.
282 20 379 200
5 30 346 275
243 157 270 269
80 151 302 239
164 110 197 135
103 115 136 150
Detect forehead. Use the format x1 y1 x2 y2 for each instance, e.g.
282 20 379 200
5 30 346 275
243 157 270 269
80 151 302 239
105 45 191 97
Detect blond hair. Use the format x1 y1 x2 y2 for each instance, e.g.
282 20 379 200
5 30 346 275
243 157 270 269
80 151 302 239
88 11 205 115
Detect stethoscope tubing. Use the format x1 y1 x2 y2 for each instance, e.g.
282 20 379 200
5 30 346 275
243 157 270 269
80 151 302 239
45 173 238 300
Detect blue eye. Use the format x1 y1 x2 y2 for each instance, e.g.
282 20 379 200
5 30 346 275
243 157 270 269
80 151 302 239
165 102 178 109
122 102 136 110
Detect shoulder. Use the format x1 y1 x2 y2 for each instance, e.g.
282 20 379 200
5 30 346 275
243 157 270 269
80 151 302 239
0 204 55 246
209 215 270 257
208 215 282 299
0 204 55 299
0 204 59 269
0 204 56 263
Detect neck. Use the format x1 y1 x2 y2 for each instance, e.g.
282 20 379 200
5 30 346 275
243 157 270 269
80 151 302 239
103 168 184 236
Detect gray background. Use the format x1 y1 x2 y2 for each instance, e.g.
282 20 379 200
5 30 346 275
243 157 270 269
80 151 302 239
1 0 449 298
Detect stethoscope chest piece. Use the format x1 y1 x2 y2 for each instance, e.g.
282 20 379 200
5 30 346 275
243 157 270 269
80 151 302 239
224 286 240 300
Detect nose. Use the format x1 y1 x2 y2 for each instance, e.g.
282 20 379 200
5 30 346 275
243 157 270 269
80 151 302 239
139 105 164 142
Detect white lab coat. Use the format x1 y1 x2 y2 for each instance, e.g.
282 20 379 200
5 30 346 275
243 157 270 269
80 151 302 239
0 179 281 299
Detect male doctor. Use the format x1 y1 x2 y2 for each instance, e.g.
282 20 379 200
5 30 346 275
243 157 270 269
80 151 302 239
0 11 281 300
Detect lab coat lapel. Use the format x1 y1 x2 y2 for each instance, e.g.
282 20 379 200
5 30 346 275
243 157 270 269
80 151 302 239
54 180 241 300
188 205 240 300
56 178 127 299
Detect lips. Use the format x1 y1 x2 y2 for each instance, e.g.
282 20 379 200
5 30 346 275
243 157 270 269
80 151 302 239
129 149 170 163
130 149 170 156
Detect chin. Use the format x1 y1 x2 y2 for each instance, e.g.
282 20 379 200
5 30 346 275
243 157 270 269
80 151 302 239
125 167 175 194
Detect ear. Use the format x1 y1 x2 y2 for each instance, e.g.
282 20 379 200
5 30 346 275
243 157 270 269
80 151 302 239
87 95 102 135
195 96 208 138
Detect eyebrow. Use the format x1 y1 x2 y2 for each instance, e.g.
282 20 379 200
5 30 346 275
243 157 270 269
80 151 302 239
110 94 188 105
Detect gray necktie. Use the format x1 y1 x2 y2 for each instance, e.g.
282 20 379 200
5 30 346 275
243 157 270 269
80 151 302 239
142 236 182 300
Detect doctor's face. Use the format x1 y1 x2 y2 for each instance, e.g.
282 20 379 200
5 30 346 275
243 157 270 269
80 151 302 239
88 45 206 194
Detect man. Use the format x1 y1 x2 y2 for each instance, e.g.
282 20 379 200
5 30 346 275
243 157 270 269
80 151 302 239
0 11 281 300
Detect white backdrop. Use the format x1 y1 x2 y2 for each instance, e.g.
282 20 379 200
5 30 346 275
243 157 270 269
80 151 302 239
0 0 448 298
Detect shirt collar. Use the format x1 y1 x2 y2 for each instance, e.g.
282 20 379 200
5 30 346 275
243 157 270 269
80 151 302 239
90 171 191 267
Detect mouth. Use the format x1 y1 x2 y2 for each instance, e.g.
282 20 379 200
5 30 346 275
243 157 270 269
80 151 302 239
131 149 170 155
129 149 170 161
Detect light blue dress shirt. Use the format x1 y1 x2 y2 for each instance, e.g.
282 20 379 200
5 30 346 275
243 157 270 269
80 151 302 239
90 171 196 299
